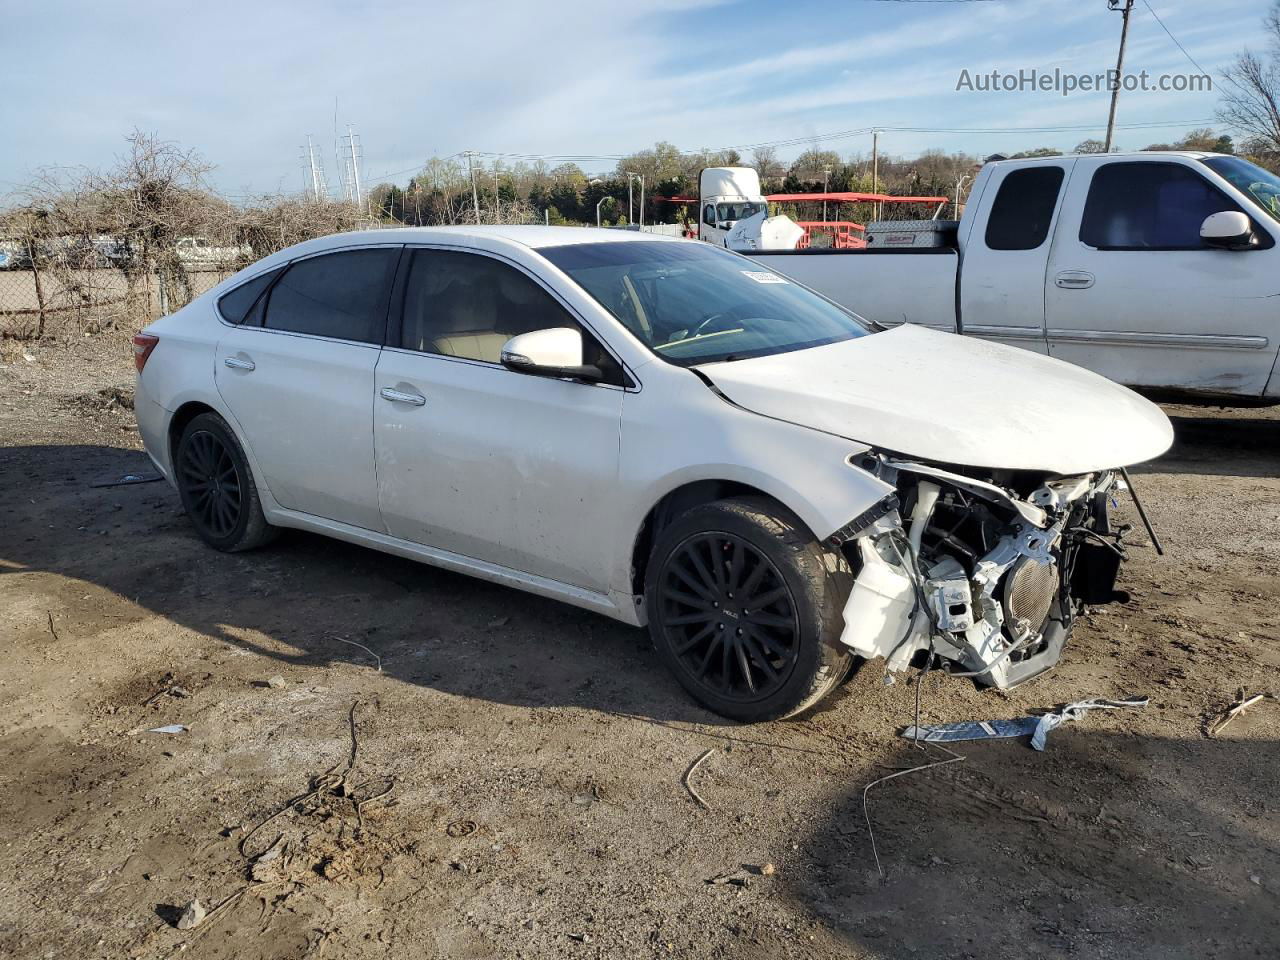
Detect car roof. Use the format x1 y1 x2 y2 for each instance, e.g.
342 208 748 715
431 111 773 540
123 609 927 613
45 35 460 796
240 224 687 276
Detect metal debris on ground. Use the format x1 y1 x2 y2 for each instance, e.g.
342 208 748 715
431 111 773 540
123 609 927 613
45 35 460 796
89 472 162 488
147 724 189 734
1208 691 1276 737
900 695 1150 751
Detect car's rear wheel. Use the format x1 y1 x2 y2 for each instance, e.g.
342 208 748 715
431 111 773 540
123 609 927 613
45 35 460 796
175 412 275 552
645 497 852 722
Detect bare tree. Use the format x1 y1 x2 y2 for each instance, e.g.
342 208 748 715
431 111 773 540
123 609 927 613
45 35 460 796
751 146 779 180
1217 2 1280 158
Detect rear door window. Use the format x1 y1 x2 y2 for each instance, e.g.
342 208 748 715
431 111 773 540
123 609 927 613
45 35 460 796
1080 162 1245 250
262 248 399 343
984 166 1065 250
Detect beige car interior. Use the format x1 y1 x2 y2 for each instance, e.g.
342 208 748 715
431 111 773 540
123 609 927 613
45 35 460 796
402 251 574 363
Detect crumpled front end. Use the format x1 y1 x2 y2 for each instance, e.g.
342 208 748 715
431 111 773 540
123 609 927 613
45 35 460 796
834 455 1129 688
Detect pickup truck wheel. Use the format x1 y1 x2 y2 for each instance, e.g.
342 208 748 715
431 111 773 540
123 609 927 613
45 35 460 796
645 497 852 722
175 412 275 553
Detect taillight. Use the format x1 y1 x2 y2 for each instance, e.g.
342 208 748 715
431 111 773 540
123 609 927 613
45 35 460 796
132 333 159 372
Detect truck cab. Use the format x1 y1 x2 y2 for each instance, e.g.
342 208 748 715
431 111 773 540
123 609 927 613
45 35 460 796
698 167 769 246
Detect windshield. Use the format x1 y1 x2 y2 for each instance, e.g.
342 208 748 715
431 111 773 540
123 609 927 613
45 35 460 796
716 201 765 223
1202 156 1280 223
540 241 873 366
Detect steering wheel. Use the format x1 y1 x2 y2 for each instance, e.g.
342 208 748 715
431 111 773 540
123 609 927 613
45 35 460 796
691 305 751 338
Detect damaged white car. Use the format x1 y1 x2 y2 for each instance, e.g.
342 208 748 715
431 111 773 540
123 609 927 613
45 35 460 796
133 228 1172 721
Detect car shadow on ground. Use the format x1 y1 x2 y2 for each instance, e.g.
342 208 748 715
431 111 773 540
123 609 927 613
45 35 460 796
785 728 1279 959
1138 412 1280 478
1 442 724 727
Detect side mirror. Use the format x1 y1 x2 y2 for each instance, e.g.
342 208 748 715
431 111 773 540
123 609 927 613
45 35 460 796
1201 211 1255 250
500 327 602 383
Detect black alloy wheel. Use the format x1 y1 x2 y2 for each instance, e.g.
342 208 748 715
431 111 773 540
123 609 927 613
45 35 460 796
656 532 800 703
175 411 275 552
179 428 243 540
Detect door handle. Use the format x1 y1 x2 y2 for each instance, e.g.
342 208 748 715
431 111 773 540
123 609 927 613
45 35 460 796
223 356 255 371
1055 270 1095 289
380 387 426 406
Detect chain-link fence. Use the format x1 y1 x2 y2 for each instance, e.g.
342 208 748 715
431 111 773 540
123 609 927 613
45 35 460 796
0 237 245 339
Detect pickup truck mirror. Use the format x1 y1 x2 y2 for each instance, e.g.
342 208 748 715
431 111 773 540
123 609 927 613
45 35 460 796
500 327 602 383
1200 211 1255 250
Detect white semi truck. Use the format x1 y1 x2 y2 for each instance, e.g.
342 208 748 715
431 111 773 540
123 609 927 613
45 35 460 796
722 153 1280 404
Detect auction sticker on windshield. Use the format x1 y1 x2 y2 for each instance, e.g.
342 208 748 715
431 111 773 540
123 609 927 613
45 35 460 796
741 270 788 284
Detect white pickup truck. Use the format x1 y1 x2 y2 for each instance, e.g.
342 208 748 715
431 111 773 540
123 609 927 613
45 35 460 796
747 152 1280 404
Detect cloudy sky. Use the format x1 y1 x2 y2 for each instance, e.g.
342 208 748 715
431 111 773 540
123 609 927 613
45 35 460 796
0 0 1265 197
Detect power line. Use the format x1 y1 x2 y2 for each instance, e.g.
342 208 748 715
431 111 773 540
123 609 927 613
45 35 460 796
1138 0 1247 97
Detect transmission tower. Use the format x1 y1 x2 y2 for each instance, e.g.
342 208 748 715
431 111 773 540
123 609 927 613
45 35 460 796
299 135 329 201
340 125 364 209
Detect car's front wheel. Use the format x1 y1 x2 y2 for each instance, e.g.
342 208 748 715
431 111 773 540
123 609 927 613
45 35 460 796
175 412 276 552
645 497 853 722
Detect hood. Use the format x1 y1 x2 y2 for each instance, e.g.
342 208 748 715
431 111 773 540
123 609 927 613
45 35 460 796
700 324 1173 474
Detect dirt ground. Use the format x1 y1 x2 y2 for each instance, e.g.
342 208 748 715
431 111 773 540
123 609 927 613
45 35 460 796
1 333 1277 960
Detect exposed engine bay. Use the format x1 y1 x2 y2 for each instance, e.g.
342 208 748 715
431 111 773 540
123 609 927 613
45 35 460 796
835 455 1131 688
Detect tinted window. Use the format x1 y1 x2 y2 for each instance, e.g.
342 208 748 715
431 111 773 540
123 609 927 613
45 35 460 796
702 204 716 227
217 268 280 324
1080 162 1243 250
984 166 1064 250
399 249 624 383
541 241 872 367
263 249 398 342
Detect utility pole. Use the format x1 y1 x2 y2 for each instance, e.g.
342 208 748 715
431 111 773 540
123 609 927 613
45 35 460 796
871 129 881 221
466 152 480 224
871 130 879 196
626 171 636 224
345 124 363 211
1103 0 1135 153
822 165 831 222
638 174 645 227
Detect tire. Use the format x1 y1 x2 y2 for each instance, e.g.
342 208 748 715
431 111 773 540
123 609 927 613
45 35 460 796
174 412 276 552
645 497 853 722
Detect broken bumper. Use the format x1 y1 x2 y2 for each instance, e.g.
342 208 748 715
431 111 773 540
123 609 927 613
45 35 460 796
836 459 1126 689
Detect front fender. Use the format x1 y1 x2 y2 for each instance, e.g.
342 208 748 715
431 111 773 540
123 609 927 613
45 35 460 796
613 374 896 597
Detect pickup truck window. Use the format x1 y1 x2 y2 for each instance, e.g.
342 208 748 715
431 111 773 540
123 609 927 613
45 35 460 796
984 166 1065 250
1202 156 1280 224
1080 162 1244 250
541 241 872 367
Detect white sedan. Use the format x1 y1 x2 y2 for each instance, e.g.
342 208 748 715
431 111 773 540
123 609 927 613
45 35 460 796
133 226 1172 721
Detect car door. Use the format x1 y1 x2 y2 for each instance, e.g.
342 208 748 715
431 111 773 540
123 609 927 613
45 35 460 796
373 246 627 591
1044 157 1280 396
215 245 401 530
958 160 1072 353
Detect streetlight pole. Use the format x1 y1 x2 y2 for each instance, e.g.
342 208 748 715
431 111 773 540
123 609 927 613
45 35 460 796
625 171 636 224
596 195 615 228
822 166 831 222
1103 0 1135 153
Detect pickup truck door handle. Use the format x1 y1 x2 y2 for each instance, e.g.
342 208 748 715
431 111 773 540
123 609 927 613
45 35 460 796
380 387 426 406
223 356 255 371
1054 270 1095 290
